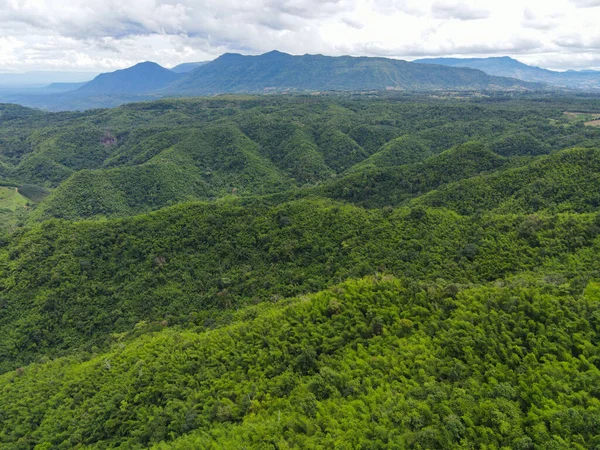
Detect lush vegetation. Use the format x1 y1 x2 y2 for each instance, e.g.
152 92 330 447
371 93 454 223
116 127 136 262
2 276 599 449
0 186 29 230
1 93 600 448
3 94 600 221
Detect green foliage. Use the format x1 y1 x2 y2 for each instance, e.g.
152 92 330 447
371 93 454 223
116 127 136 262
317 141 508 207
0 186 29 231
2 95 600 220
16 184 51 203
1 94 600 448
415 147 600 214
491 132 551 156
349 136 434 172
0 277 599 449
3 197 600 373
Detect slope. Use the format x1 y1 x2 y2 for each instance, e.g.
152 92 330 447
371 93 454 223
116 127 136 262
0 276 599 448
0 185 29 230
31 125 294 220
317 141 509 207
3 195 600 373
2 94 600 449
414 147 600 214
170 62 209 73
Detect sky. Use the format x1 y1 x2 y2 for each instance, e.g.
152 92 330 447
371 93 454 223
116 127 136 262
1 0 600 73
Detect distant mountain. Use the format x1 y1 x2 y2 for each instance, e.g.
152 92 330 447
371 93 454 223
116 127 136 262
42 82 88 93
165 51 539 95
414 56 600 89
567 69 600 74
170 62 209 73
0 71 97 88
76 61 182 95
0 52 541 111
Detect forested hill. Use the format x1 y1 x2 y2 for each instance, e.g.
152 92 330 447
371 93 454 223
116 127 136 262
1 93 600 448
2 94 600 222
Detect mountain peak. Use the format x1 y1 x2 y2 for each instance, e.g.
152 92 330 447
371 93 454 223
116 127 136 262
261 50 291 58
217 52 245 60
130 61 162 69
76 61 181 95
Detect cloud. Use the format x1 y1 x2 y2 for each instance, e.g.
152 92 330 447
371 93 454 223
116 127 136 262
370 0 428 16
431 2 491 20
522 8 562 30
341 17 364 29
553 33 600 51
0 0 599 72
354 36 541 58
2 1 189 38
570 0 600 7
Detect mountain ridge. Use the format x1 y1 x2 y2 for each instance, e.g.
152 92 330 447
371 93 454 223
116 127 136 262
0 52 542 111
166 51 540 95
414 56 600 89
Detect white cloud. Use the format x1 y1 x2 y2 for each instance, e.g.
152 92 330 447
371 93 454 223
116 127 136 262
570 0 600 8
431 2 490 20
0 0 599 72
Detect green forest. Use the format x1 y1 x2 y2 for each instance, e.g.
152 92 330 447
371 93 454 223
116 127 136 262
1 93 600 448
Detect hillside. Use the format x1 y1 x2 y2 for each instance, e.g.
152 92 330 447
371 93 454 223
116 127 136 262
1 276 599 448
413 147 600 214
415 56 600 89
4 95 600 221
1 94 600 448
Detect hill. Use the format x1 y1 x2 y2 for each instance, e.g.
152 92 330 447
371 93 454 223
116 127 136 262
415 56 600 89
2 195 600 372
0 53 547 112
1 276 598 449
413 147 600 214
316 141 509 207
0 53 542 111
2 95 600 221
31 124 293 220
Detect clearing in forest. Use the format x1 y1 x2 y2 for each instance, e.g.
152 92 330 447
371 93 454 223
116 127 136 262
563 111 600 126
0 186 28 211
584 119 600 127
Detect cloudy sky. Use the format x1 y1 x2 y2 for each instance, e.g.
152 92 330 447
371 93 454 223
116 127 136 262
1 0 600 73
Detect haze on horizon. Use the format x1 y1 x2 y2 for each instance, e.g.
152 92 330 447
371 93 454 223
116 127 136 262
1 0 600 74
